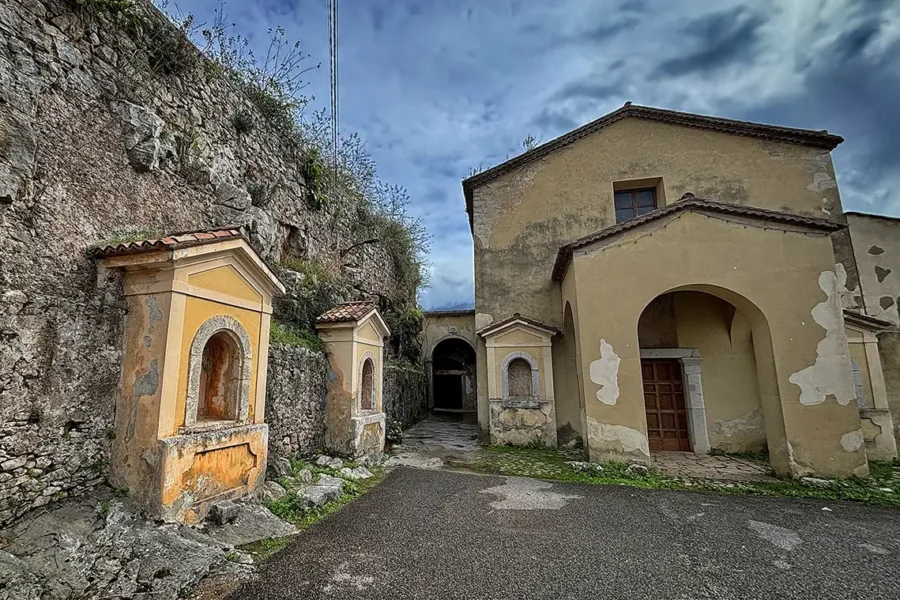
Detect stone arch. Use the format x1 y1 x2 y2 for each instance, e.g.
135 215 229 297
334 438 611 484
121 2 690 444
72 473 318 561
429 334 476 361
185 315 253 428
635 284 785 471
359 350 377 412
501 351 540 400
430 336 477 411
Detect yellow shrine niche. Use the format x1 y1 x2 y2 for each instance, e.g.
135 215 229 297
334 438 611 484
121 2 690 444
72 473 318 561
316 301 391 460
95 229 285 523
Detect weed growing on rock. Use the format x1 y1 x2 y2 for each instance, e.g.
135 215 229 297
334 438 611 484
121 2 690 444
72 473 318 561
269 320 326 354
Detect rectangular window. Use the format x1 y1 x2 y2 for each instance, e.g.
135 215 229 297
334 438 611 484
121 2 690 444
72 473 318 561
614 188 657 223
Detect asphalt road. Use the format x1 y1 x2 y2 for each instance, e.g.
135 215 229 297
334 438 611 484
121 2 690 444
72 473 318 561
230 467 900 599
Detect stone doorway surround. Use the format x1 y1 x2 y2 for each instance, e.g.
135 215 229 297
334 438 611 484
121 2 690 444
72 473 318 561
640 348 710 455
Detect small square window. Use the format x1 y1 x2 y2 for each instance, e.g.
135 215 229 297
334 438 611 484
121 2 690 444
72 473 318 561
613 188 657 223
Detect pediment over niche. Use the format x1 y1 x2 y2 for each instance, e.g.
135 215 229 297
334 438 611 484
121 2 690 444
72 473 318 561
477 313 558 343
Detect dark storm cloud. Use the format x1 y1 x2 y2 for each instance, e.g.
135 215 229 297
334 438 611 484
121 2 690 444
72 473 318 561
175 0 900 308
655 6 764 77
530 109 580 135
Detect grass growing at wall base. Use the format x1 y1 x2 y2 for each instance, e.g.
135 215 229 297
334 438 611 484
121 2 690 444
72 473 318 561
240 462 386 563
454 446 900 508
264 459 385 523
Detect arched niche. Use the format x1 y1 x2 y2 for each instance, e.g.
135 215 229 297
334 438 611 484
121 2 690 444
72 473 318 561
185 315 253 429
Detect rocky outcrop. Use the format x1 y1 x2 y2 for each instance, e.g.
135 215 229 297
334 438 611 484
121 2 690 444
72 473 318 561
0 0 402 527
0 487 261 600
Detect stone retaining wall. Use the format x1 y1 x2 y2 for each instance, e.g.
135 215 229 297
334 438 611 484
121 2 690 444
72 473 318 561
382 362 428 428
0 0 399 526
265 344 329 461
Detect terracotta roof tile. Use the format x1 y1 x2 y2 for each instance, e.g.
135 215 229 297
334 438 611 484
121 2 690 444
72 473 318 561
462 103 844 228
551 195 845 281
316 301 378 324
93 228 243 258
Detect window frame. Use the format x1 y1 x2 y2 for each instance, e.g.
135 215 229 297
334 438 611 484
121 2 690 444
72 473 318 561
614 187 658 224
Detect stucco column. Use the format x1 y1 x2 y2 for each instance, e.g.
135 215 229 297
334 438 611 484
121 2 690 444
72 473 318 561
680 357 710 455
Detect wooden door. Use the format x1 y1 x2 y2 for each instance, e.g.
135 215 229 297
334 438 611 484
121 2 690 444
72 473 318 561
642 359 690 452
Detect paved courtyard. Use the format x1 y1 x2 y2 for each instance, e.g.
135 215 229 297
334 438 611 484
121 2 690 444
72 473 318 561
653 451 776 483
229 466 900 599
389 416 776 483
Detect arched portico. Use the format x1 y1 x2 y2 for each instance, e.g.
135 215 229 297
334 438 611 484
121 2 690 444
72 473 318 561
561 207 868 477
636 286 788 471
429 336 477 412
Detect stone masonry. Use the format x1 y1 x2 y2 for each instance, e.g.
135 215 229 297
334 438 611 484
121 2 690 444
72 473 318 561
0 0 408 527
265 344 329 462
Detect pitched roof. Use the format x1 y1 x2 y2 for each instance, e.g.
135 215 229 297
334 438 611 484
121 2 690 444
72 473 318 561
551 195 845 281
477 312 559 338
316 300 378 324
461 103 844 226
424 309 475 318
93 228 243 258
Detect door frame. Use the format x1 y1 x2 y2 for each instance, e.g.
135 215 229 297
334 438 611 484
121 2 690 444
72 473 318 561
640 348 710 455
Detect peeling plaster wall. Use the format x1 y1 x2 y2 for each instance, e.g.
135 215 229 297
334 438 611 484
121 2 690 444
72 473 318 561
846 214 900 326
472 116 846 440
670 292 767 452
845 214 900 450
589 340 620 406
568 211 866 477
788 271 856 407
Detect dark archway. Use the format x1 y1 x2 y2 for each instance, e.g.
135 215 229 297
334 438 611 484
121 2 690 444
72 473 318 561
431 337 476 412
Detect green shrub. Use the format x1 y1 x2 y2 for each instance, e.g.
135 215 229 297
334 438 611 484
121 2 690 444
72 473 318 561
269 320 326 354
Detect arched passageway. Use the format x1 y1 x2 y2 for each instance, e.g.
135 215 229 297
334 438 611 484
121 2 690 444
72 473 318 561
553 302 582 444
430 337 477 412
637 289 779 457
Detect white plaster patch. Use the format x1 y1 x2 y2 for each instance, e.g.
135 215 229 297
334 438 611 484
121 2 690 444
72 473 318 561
710 409 764 438
475 312 494 331
589 339 620 405
586 416 650 458
806 171 838 193
748 520 802 551
834 262 862 310
789 271 856 406
479 477 581 510
841 429 864 453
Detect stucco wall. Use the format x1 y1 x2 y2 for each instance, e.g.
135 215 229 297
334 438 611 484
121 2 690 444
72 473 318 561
422 311 477 359
846 213 900 449
570 210 866 477
847 214 900 326
472 117 848 437
671 292 766 452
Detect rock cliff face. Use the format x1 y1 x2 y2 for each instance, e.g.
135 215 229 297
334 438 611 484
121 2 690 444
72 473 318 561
0 0 408 526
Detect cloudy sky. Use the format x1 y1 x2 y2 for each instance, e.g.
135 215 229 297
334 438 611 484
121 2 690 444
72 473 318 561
172 0 900 310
